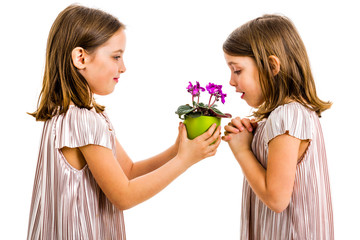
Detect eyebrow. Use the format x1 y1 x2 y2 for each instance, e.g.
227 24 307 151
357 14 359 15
113 49 124 53
227 61 238 65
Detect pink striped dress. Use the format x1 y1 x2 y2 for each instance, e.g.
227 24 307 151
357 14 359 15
27 105 126 240
240 102 334 239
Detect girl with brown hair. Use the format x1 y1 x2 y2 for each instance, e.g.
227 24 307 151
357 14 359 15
222 14 334 239
27 4 221 239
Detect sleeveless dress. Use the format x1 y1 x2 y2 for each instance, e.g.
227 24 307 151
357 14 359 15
240 102 334 240
27 105 126 240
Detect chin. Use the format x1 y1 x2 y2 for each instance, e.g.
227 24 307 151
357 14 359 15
94 89 115 96
247 101 263 109
245 100 255 108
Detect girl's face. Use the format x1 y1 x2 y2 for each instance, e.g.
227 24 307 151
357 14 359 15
80 29 126 95
224 53 264 108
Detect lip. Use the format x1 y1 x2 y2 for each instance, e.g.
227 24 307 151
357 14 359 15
113 78 119 83
236 90 245 99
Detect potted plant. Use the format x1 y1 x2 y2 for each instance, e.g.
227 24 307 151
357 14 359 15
175 81 232 139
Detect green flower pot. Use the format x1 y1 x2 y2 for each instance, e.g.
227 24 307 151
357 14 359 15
184 116 221 140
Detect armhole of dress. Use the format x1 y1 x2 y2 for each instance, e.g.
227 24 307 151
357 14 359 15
58 148 88 172
297 139 312 165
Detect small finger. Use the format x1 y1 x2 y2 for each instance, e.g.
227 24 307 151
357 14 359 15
231 117 245 131
221 134 232 142
210 136 221 150
224 124 240 133
206 126 221 144
207 148 218 157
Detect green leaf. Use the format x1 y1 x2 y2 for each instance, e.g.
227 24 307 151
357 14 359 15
175 104 196 119
197 102 207 108
210 106 225 115
176 104 195 114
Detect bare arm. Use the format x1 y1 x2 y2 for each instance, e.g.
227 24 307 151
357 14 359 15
116 127 180 180
79 123 221 210
223 117 308 213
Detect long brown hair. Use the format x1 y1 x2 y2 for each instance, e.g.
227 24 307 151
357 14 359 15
29 4 125 121
223 14 331 120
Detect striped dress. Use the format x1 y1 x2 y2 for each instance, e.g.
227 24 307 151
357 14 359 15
27 105 126 240
240 102 334 240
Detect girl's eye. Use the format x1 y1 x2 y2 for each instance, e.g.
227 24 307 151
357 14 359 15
234 70 241 75
113 56 121 60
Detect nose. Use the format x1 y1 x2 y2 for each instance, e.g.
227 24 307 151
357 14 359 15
118 59 126 73
229 74 236 87
120 65 126 73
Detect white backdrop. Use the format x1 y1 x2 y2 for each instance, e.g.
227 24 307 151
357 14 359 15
1 0 359 239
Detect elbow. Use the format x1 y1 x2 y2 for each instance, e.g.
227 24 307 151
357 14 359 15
268 203 288 213
109 193 139 211
115 202 134 211
115 203 131 211
265 195 291 213
114 198 139 211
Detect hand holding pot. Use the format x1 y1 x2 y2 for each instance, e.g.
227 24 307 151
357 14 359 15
177 122 221 168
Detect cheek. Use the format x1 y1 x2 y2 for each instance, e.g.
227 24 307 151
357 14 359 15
230 74 241 86
104 63 118 75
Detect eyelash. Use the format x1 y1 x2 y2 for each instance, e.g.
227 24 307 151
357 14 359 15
233 70 241 75
113 56 121 60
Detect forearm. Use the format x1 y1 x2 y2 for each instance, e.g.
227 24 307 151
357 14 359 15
86 123 220 211
235 150 282 212
129 144 178 179
118 155 187 210
235 150 266 195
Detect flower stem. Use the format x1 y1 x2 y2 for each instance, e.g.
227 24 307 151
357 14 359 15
208 95 213 108
209 97 217 108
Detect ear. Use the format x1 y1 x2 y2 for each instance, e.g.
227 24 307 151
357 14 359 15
71 47 87 70
268 55 281 76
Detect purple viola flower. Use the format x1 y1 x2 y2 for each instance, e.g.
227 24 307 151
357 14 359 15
220 92 227 104
192 87 199 96
187 81 193 93
187 81 205 97
177 80 231 119
206 83 217 94
206 83 227 107
195 81 205 93
215 85 227 104
206 83 223 96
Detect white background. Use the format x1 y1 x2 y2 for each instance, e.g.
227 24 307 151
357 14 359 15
1 0 359 239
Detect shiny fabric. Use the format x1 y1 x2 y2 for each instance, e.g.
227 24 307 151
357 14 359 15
240 102 334 239
27 106 126 240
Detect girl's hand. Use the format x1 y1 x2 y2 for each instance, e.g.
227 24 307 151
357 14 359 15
222 117 257 142
225 128 254 157
177 122 221 167
222 117 255 157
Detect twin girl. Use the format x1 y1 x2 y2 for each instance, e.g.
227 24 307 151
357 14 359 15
27 5 334 240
